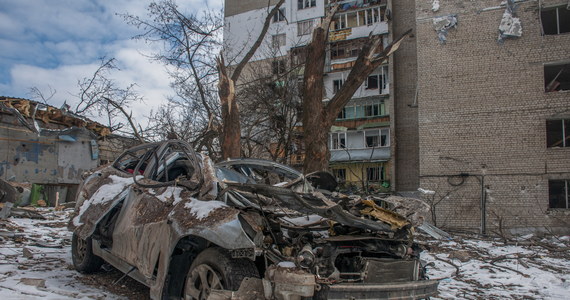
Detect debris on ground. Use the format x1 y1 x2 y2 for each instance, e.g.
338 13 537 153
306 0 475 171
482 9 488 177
420 232 570 299
0 208 149 299
0 197 569 299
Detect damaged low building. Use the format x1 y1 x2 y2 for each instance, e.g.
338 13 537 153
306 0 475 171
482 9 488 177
0 97 137 206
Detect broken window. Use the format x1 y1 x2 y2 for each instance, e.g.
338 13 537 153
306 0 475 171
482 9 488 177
544 63 570 92
332 168 346 182
541 6 570 35
291 47 307 65
273 7 286 23
330 39 366 60
330 132 346 149
272 59 286 75
546 119 570 147
549 180 569 209
333 79 344 94
272 34 286 48
334 14 347 30
366 75 379 89
298 0 316 10
366 166 384 182
297 19 314 36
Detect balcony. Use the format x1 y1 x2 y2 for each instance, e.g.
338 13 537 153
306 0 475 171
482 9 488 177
328 1 388 42
329 127 391 162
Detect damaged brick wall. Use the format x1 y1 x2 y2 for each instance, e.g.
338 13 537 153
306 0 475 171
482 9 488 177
413 0 570 233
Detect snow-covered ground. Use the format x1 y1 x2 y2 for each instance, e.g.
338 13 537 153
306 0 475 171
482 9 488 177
1 208 569 299
421 233 570 299
0 208 147 300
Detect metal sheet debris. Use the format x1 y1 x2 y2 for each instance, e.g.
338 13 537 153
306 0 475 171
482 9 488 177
433 14 458 44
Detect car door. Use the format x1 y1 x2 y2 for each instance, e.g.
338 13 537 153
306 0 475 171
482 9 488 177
109 141 202 278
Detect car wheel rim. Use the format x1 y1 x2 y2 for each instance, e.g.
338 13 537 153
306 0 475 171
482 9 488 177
75 237 87 262
185 264 224 300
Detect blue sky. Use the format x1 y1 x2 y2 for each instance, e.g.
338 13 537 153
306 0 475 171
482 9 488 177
0 0 222 121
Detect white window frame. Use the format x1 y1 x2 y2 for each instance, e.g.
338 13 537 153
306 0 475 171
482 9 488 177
333 79 344 94
364 128 390 148
272 33 286 48
273 7 285 23
330 132 347 150
298 0 316 10
297 19 314 36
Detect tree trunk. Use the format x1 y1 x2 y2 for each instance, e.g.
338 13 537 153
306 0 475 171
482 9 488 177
301 9 411 173
217 56 241 159
302 25 330 173
217 0 285 160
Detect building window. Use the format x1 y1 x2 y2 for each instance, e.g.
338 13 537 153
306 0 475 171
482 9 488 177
272 34 286 48
365 75 379 89
330 39 366 60
366 166 384 182
541 6 570 35
337 100 385 120
333 79 344 94
272 59 286 75
334 14 347 30
297 19 314 36
365 128 389 147
549 180 569 209
273 7 285 23
332 168 346 182
545 63 570 92
330 132 346 149
298 0 316 10
547 119 570 147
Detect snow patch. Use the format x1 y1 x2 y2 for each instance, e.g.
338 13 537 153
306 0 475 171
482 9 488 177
281 215 325 226
277 261 296 268
184 198 227 220
155 186 184 205
418 188 436 195
72 175 139 226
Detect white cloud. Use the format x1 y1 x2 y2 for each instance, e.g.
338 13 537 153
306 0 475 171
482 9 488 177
1 0 224 129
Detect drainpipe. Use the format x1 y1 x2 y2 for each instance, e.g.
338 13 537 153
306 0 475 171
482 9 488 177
480 175 486 235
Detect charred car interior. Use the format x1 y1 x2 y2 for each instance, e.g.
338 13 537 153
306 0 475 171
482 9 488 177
68 140 439 300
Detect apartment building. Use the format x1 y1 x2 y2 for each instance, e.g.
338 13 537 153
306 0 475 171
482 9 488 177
224 0 394 191
224 0 570 233
405 0 570 233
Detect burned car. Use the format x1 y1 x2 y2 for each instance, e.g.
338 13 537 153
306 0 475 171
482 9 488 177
69 140 438 299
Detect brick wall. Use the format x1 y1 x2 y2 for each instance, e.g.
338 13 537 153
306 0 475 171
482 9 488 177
414 0 570 233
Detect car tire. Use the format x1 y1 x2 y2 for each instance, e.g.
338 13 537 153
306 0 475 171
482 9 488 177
71 233 103 273
183 247 259 300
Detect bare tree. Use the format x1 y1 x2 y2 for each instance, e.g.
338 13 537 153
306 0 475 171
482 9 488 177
216 0 285 159
237 59 303 163
74 57 145 142
302 5 411 172
122 0 223 152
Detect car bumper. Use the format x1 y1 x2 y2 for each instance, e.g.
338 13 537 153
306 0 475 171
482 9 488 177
319 280 440 300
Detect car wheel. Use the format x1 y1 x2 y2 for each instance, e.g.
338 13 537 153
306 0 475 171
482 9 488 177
71 233 103 273
184 247 259 300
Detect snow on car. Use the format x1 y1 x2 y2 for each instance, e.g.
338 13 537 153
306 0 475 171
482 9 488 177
68 140 438 300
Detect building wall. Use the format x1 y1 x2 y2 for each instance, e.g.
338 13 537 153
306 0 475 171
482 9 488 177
0 113 98 184
414 0 570 233
225 0 280 17
391 0 420 192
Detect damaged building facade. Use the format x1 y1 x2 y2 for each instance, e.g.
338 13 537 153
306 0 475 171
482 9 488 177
0 97 137 205
224 0 570 234
395 0 570 234
224 0 394 191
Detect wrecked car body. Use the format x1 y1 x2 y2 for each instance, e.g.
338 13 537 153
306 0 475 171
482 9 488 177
69 140 438 299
